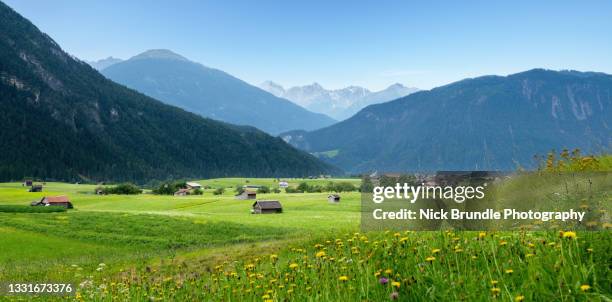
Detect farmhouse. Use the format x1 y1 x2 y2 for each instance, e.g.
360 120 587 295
29 185 43 192
33 195 73 209
252 200 282 214
174 188 190 196
328 194 341 203
186 182 202 190
236 190 257 200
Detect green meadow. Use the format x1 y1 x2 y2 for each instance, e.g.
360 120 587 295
0 175 610 301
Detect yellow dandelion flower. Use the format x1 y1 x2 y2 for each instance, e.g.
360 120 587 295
262 294 270 299
432 248 441 254
515 295 525 301
562 231 577 239
399 237 408 243
385 268 393 274
580 284 591 291
339 275 349 282
426 256 436 262
478 232 486 239
393 232 401 237
490 280 498 285
289 263 298 269
374 271 381 277
499 240 508 246
505 269 514 274
391 281 400 288
587 248 593 253
491 287 501 295
525 253 534 258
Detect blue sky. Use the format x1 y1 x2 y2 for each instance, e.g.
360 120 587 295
5 0 612 90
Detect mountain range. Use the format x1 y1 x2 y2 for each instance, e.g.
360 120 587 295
282 69 612 173
260 81 419 120
86 56 123 70
100 50 335 134
0 2 339 182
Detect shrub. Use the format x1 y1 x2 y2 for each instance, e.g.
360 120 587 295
235 185 245 195
153 181 187 195
285 187 302 193
257 186 270 194
99 183 142 195
213 188 225 195
192 188 204 195
272 188 281 194
296 182 309 192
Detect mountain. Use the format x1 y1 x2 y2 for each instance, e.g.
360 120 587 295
0 2 340 183
101 50 335 134
281 69 612 173
260 82 419 120
86 56 123 70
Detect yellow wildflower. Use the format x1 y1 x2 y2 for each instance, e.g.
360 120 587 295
425 256 436 262
289 263 298 269
562 231 577 239
431 248 441 254
505 269 514 274
391 281 400 288
580 284 591 291
338 275 349 282
478 232 486 239
491 287 501 295
515 295 525 301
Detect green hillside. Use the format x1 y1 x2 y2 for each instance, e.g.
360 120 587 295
0 2 339 183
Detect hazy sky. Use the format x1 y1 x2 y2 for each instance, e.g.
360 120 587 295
5 0 612 90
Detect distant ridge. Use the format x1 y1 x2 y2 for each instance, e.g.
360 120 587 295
260 81 419 120
102 50 336 134
282 69 612 172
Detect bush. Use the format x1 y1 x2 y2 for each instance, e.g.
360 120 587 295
296 182 309 192
272 188 281 194
192 188 204 195
213 188 225 195
285 187 302 193
257 186 270 194
333 182 357 193
153 181 187 195
0 205 67 213
99 183 142 195
235 185 245 195
360 176 374 193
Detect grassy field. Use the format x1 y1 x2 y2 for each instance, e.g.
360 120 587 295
0 176 610 301
0 179 361 291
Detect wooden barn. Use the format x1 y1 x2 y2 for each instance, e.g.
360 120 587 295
186 182 202 190
29 185 43 192
174 188 190 196
236 190 257 200
33 196 73 209
252 200 282 214
328 194 341 203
